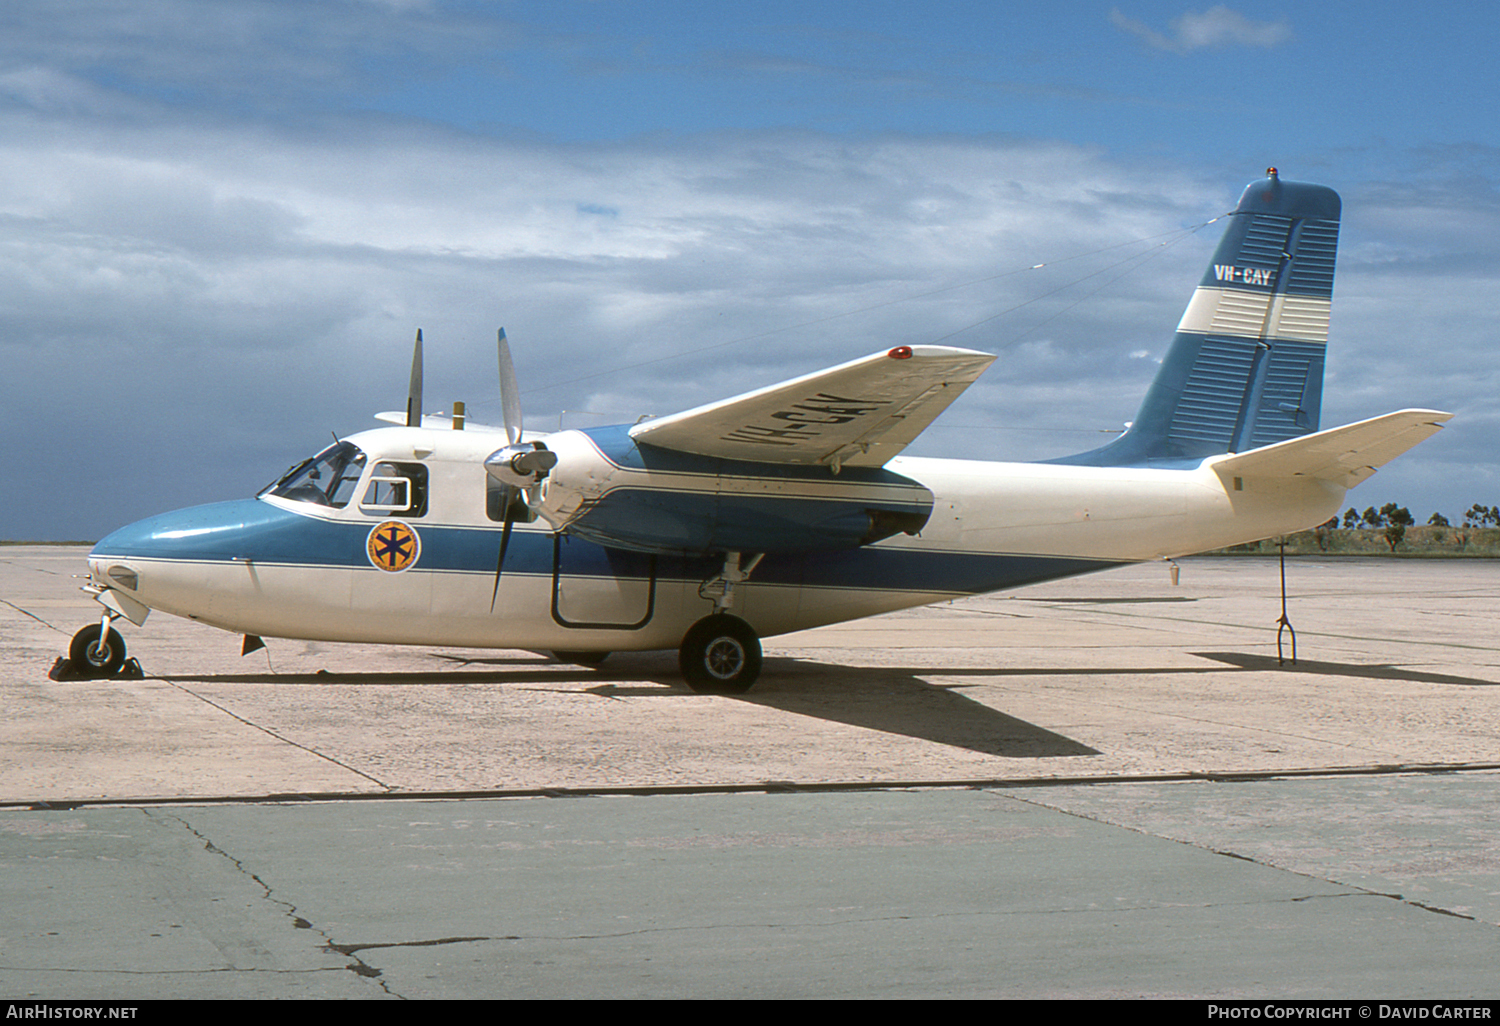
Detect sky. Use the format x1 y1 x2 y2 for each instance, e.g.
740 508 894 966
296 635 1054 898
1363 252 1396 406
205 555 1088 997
4 0 1499 540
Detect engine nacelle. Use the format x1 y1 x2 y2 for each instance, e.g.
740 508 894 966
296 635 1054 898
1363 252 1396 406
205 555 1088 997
536 426 933 556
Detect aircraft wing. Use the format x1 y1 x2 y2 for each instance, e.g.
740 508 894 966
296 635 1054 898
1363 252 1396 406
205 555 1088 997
628 345 996 468
1208 409 1453 488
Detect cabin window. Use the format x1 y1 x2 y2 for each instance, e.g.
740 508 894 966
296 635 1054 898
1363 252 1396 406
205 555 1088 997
263 442 367 508
361 462 429 518
486 475 538 523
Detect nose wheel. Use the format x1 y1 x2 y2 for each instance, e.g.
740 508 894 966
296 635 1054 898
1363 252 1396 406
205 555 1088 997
68 623 128 679
678 614 762 694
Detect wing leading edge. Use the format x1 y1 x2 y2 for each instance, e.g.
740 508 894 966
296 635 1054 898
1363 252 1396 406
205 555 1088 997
628 345 996 469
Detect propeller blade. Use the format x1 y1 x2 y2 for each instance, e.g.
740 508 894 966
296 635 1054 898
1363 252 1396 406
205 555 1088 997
497 327 522 446
489 485 517 613
406 329 424 428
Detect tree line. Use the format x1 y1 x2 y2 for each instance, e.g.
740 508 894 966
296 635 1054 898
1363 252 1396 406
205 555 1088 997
1315 503 1500 552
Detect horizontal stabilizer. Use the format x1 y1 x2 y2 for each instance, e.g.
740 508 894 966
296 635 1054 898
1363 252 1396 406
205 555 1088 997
1207 409 1452 488
629 345 995 468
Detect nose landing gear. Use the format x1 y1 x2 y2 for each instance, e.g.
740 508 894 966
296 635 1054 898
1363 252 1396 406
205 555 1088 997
51 617 142 681
69 622 127 677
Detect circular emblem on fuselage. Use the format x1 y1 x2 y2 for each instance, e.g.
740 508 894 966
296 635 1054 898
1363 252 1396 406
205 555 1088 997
367 521 421 573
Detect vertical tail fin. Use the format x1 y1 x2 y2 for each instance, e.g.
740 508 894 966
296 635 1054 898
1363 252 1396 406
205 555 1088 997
1059 169 1341 466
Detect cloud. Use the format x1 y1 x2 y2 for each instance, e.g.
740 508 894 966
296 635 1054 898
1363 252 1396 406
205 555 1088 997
1110 6 1293 54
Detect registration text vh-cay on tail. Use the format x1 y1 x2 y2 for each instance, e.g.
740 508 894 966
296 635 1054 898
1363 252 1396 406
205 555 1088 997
68 170 1452 692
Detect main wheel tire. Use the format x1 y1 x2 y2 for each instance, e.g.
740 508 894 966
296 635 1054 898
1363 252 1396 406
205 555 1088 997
553 650 610 667
69 624 127 679
678 614 761 694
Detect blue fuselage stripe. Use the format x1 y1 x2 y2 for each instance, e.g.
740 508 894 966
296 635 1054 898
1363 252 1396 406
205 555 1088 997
91 499 1120 597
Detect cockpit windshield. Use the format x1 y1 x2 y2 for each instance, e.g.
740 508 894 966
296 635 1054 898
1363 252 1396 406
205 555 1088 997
261 441 367 508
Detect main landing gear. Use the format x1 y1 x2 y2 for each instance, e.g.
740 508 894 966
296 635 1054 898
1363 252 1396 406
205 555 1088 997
678 613 762 694
555 616 763 693
678 551 765 693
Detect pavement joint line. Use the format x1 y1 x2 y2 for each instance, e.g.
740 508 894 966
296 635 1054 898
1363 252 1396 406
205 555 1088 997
156 678 394 792
0 598 64 634
1001 790 1497 928
0 964 350 978
8 760 1500 811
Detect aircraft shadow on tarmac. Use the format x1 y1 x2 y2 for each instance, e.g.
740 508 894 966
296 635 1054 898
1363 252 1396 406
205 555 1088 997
722 657 1099 759
155 648 1497 760
1195 652 1500 687
1017 596 1199 604
160 653 1100 760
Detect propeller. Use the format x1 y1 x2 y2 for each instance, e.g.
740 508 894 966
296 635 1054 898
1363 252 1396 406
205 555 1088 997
483 328 558 611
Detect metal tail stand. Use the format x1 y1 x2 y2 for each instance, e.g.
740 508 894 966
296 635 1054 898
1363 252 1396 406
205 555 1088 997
1276 537 1296 665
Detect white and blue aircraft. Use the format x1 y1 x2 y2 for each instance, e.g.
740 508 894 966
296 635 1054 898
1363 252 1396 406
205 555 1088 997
70 171 1451 692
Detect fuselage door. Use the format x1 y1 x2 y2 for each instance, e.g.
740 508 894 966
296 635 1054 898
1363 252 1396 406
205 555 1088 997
550 534 656 630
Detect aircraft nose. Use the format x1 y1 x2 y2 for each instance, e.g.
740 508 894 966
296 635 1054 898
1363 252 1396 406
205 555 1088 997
91 497 358 572
91 500 275 563
88 500 267 597
89 498 341 625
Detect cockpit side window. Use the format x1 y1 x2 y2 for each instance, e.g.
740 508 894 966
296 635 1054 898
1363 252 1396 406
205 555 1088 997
263 442 367 508
360 462 429 518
